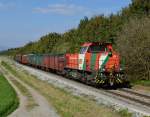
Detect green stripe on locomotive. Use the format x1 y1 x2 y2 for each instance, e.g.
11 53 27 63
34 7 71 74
101 55 109 69
83 57 86 70
90 53 97 70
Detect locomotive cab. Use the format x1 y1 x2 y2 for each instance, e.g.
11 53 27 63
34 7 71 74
79 42 125 86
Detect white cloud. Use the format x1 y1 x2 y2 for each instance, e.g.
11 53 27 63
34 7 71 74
33 3 112 17
33 4 87 15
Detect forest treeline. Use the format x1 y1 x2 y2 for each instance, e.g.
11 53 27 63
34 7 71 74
1 0 150 82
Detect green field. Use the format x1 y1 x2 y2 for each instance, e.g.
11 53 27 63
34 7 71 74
0 74 19 117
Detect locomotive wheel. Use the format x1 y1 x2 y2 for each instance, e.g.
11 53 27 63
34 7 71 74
84 72 97 86
109 79 114 86
84 72 90 85
91 71 99 86
80 72 86 83
65 70 72 79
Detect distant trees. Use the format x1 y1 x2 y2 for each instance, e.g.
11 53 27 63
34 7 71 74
131 0 150 15
121 0 150 18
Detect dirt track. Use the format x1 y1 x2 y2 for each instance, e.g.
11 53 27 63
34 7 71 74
0 65 60 117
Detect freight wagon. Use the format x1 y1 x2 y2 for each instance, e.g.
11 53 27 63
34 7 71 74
15 54 22 63
42 54 65 72
14 42 127 87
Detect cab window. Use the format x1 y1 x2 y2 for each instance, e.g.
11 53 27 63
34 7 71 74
80 46 88 54
87 45 107 53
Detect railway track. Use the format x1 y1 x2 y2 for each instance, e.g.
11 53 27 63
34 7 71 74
105 89 150 108
119 88 150 99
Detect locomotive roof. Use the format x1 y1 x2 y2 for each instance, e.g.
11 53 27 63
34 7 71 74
82 42 112 46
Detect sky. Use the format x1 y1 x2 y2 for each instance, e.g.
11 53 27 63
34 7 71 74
0 0 131 50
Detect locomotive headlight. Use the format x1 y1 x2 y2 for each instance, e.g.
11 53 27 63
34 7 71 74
120 68 123 71
102 68 105 72
119 68 124 73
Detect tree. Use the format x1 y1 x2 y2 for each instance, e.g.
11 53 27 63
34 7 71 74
117 17 150 81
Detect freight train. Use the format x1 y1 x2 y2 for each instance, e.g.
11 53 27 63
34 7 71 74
15 42 127 87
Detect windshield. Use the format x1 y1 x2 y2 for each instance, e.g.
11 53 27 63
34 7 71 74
88 45 107 53
80 47 88 54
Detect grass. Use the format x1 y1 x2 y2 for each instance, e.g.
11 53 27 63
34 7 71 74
2 60 131 117
132 80 150 87
118 109 132 117
1 61 18 77
8 77 38 110
0 73 19 117
1 61 38 110
130 80 150 91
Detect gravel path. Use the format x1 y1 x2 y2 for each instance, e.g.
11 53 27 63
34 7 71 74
0 65 60 117
13 62 150 117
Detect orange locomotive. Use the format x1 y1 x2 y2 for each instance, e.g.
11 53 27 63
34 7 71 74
65 42 126 86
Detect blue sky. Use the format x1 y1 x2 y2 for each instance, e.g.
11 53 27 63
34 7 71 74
0 0 131 50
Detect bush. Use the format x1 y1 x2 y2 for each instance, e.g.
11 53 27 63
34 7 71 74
117 17 150 82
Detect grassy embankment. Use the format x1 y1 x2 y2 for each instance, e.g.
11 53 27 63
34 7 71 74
132 83 150 92
0 73 19 117
132 80 150 87
129 78 150 91
1 60 132 117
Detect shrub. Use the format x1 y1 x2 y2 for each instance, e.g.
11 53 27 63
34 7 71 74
117 17 150 81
